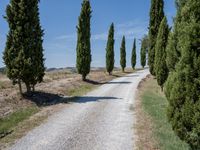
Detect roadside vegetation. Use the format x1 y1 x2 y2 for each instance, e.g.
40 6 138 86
148 0 200 148
136 76 189 150
0 107 39 138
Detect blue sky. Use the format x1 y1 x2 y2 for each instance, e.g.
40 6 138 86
0 0 176 68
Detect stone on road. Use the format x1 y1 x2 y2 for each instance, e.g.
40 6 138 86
10 69 149 150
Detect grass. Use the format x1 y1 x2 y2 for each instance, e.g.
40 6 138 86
0 107 39 138
0 80 12 89
67 84 97 96
141 77 189 150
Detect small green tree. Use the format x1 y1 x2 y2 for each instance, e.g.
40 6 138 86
76 0 92 81
154 17 169 90
165 0 200 148
120 36 126 72
140 36 148 68
106 23 115 75
3 0 45 94
131 38 136 70
148 0 164 75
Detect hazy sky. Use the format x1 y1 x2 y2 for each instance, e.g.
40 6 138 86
0 0 176 68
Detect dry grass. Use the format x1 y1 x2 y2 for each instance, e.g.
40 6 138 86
0 103 67 149
135 75 158 150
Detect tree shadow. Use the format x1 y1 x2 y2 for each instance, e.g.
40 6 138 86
66 96 120 103
23 92 64 107
112 74 121 77
84 79 104 85
105 81 132 84
84 79 132 85
24 91 120 107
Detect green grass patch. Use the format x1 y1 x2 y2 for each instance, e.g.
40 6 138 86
141 78 189 150
0 107 39 138
67 84 96 97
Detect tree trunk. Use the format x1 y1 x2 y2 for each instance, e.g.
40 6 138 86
109 72 112 75
18 79 23 96
32 85 35 92
82 75 86 81
161 86 163 92
25 83 31 94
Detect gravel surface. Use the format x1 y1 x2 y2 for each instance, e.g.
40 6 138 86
9 69 149 150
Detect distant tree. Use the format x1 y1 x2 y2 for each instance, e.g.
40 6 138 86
131 38 136 70
141 35 149 54
3 0 45 94
106 23 115 75
140 36 148 68
148 0 164 75
154 17 169 90
120 36 126 72
165 0 200 149
76 0 92 81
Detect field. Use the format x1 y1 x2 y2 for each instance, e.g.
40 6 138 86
0 67 134 149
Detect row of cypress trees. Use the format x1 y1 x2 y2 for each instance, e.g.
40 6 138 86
78 0 146 78
2 0 147 95
149 0 200 148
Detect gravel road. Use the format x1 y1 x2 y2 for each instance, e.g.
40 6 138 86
9 69 149 150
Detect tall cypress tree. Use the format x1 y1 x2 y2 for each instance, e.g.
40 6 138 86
140 36 148 68
120 36 126 72
148 0 164 75
166 31 180 72
76 0 92 81
165 0 200 148
3 0 45 94
106 23 115 75
154 17 169 90
166 0 186 72
131 38 136 70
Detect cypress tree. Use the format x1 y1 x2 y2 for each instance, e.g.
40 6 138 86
166 31 180 72
106 23 115 75
165 0 188 108
120 36 126 72
140 36 148 68
3 0 45 94
165 0 200 148
148 0 164 75
76 0 92 81
154 17 169 90
166 0 186 72
131 38 136 70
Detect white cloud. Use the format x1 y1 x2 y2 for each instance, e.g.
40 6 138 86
116 20 148 40
92 33 107 41
54 20 148 42
117 20 145 28
55 34 76 41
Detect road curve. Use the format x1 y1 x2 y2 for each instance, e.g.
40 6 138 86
10 69 149 150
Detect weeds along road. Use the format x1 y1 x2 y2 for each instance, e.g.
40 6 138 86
10 69 149 150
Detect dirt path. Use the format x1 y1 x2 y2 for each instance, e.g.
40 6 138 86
9 69 149 150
